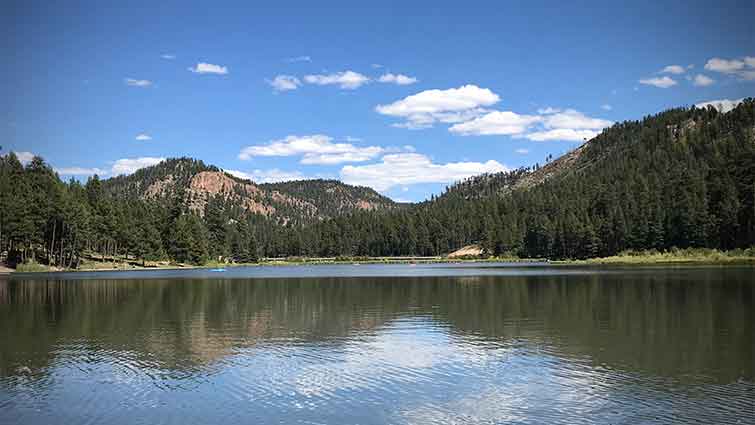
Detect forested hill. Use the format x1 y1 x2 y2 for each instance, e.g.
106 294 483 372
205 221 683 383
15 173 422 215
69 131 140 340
307 98 755 258
101 157 396 224
1 99 753 267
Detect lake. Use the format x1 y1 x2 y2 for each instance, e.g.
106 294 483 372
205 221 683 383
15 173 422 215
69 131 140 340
1 263 753 424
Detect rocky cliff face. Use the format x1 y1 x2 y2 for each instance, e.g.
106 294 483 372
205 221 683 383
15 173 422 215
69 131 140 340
105 158 396 222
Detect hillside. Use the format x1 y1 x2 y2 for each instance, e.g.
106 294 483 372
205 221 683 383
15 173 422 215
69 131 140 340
303 98 755 258
101 158 396 224
438 99 754 206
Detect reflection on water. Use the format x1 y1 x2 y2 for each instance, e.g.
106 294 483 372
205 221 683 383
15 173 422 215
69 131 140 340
1 265 753 424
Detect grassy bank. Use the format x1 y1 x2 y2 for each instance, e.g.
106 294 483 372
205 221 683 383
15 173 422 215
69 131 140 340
553 248 755 265
6 248 754 274
14 260 61 273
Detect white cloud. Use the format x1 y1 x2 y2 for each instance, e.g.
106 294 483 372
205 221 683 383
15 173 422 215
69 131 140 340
303 70 370 89
695 98 744 113
376 85 500 128
300 150 384 165
601 104 612 111
704 56 755 80
55 167 106 176
660 65 685 74
391 108 490 130
13 151 35 165
639 76 677 88
523 128 600 142
704 57 745 74
449 108 611 141
449 111 541 136
340 153 508 192
125 78 152 87
371 63 383 69
227 168 307 183
515 148 529 154
541 109 612 130
238 134 387 165
111 157 165 175
161 54 176 60
135 133 152 141
692 74 715 87
378 73 418 85
267 75 301 92
188 62 228 75
286 56 311 63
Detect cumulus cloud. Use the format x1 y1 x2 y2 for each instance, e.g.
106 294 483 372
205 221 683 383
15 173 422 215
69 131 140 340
704 56 755 80
340 153 508 192
704 57 745 74
303 70 370 89
524 109 611 141
125 78 152 87
384 85 612 141
267 75 301 92
639 76 677 88
238 134 389 165
13 151 35 165
378 73 418 85
540 109 612 130
135 133 152 141
286 56 311 63
55 167 106 176
692 74 715 87
601 104 612 111
161 54 176 60
449 108 611 141
695 98 744 113
111 157 165 175
300 151 384 165
376 85 500 129
660 65 685 74
449 111 541 136
227 168 308 183
188 62 228 75
515 148 529 154
523 128 600 142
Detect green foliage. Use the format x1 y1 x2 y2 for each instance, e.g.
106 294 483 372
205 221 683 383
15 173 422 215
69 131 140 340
15 260 52 273
168 214 209 265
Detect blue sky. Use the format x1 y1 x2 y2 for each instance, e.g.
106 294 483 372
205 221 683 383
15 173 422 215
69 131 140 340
4 0 754 202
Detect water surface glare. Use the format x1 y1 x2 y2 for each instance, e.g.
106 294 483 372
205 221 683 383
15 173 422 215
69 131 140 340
1 264 753 424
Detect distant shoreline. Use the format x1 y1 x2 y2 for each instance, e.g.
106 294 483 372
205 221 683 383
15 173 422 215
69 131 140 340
5 249 755 275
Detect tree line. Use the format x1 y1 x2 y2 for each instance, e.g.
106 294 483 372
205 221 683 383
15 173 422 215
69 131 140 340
1 99 753 267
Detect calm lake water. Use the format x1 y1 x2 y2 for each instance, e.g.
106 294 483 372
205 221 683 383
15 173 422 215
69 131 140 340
1 263 753 424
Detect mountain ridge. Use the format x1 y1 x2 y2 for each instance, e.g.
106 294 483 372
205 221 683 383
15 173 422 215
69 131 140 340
100 157 397 224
